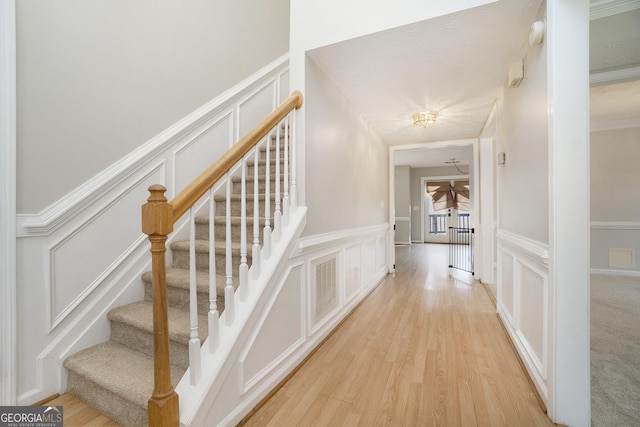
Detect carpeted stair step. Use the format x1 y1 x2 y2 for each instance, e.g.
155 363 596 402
214 193 279 217
141 268 230 315
171 240 252 274
108 301 207 370
194 215 266 243
231 173 285 194
64 341 184 427
246 156 286 176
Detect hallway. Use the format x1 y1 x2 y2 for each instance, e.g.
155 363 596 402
243 244 554 426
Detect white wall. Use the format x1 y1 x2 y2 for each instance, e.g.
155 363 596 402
495 4 551 405
302 57 388 237
496 1 591 424
289 0 497 212
591 126 640 274
16 0 290 214
290 0 496 54
14 58 291 405
394 166 410 244
497 30 549 243
478 106 497 284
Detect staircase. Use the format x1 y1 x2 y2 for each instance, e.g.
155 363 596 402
63 136 288 427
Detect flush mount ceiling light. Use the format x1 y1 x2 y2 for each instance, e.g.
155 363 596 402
412 111 437 128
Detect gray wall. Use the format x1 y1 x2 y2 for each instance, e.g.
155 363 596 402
303 57 388 237
591 126 640 271
17 0 290 213
394 166 410 243
496 19 549 244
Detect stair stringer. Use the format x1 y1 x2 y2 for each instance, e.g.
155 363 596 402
175 206 308 425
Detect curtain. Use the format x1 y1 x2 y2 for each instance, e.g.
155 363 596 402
426 180 470 211
453 180 470 211
426 181 454 211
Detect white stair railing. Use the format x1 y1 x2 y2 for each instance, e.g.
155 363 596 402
142 91 302 426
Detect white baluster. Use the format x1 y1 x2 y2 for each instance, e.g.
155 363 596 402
188 207 201 385
282 115 290 227
224 174 234 325
208 188 219 353
263 133 272 260
252 142 261 279
291 108 298 212
274 123 282 242
239 156 248 301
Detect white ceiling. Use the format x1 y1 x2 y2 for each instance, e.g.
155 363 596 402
306 0 640 168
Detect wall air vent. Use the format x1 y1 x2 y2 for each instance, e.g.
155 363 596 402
314 257 337 323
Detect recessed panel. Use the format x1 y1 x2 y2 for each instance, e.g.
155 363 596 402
51 166 164 328
500 250 515 321
345 244 362 301
518 264 546 367
242 266 303 388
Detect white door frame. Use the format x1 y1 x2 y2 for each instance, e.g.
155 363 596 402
388 139 478 270
0 0 17 406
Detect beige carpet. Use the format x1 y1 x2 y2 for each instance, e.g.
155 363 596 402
591 273 640 426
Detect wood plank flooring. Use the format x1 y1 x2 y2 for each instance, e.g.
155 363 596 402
45 244 552 426
243 244 554 426
43 394 120 426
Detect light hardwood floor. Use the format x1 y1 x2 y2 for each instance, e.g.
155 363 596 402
43 394 120 426
243 244 554 426
46 244 552 426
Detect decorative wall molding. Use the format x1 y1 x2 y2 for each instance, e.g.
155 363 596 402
296 223 389 256
17 53 290 237
591 267 640 277
590 0 640 19
177 222 388 426
590 65 640 87
497 228 550 404
497 229 549 265
0 0 17 406
591 221 640 230
16 57 291 402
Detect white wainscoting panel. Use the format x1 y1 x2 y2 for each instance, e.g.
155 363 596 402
344 243 363 301
497 229 549 403
240 265 304 392
173 113 233 196
498 250 515 327
49 164 164 329
190 223 389 427
238 81 278 139
517 261 547 378
15 55 290 402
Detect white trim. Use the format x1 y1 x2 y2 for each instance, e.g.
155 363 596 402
590 0 640 19
296 223 389 256
497 229 549 265
591 221 640 230
17 53 290 237
0 0 17 406
590 64 640 87
395 217 410 221
591 267 640 277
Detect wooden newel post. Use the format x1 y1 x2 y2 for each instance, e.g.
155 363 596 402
142 185 179 427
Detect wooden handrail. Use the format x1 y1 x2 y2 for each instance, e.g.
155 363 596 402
170 90 303 222
142 90 302 427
